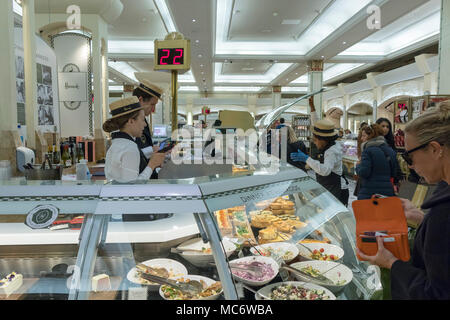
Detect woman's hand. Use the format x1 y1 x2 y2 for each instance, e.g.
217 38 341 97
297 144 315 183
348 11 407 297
290 149 309 162
356 237 399 269
147 152 166 171
152 145 159 153
400 198 424 227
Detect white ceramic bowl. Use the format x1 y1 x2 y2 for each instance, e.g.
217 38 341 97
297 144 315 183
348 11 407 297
229 256 279 287
249 242 299 263
176 237 237 268
159 274 223 300
127 258 188 290
289 260 353 293
296 242 344 261
255 281 336 300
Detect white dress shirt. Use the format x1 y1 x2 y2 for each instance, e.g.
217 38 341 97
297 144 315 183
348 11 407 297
105 137 152 183
308 111 348 189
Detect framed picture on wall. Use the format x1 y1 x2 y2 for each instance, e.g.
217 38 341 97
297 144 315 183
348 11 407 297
394 99 410 124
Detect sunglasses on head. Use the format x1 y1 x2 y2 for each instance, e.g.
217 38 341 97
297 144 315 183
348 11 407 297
401 142 430 166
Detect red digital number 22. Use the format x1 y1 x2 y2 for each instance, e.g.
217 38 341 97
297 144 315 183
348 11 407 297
160 49 170 65
173 49 183 65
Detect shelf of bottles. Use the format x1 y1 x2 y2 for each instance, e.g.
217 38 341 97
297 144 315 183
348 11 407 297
292 115 311 149
44 136 87 170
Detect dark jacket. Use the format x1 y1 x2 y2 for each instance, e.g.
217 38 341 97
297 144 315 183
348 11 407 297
286 140 307 171
390 181 450 299
356 136 398 200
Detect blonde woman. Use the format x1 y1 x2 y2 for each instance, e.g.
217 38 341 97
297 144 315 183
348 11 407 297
357 101 450 299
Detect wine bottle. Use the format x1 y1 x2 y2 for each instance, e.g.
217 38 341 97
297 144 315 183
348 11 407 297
77 142 85 162
62 145 71 168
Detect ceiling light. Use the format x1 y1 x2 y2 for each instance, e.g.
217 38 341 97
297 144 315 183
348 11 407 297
195 40 200 43
273 12 278 16
200 64 204 68
192 19 197 22
201 71 204 74
342 41 347 45
198 54 203 58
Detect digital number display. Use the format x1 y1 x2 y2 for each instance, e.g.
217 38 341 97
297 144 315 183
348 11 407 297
157 48 184 65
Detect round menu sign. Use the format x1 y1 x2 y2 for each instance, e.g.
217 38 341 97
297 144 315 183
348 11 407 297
25 205 59 229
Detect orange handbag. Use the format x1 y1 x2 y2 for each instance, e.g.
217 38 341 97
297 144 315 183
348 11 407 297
352 195 410 262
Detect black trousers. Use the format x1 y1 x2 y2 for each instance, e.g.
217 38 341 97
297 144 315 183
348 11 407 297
340 188 350 207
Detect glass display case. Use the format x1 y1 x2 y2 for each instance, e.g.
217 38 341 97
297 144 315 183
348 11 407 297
0 164 380 301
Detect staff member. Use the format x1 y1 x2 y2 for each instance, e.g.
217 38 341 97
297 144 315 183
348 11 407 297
133 80 164 159
290 119 349 206
103 97 166 183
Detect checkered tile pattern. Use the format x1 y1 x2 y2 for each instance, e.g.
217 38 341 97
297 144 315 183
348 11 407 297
0 196 98 202
204 176 310 199
100 195 202 201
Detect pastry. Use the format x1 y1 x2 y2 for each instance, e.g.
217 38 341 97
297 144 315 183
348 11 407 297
285 220 307 229
273 221 295 233
283 209 296 215
259 227 278 240
91 274 111 292
0 272 23 297
251 214 279 228
271 209 284 215
216 210 232 234
270 203 282 210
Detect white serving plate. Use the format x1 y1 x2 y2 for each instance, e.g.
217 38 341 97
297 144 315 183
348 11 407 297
255 281 336 300
289 260 353 293
159 274 223 300
127 258 188 290
229 255 279 287
250 242 299 263
176 237 236 268
296 242 344 261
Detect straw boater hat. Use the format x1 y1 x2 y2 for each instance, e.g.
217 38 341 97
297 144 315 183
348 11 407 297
105 96 143 122
137 79 164 100
312 119 338 137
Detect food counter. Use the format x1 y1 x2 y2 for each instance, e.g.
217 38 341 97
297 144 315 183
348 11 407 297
0 163 380 301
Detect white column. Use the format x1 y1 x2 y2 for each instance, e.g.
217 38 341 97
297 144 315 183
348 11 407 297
186 97 194 126
0 0 17 132
101 40 109 127
248 94 257 119
91 17 109 139
272 86 281 110
23 0 38 149
307 61 324 119
438 0 450 93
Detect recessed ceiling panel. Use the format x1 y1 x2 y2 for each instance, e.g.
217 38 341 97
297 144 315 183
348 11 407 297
108 0 167 40
221 60 274 75
228 0 333 41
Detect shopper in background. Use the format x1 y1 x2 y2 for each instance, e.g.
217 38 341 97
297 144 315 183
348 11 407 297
103 97 166 183
357 101 450 299
285 126 307 171
290 118 349 206
376 117 403 192
276 118 286 129
356 124 399 200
